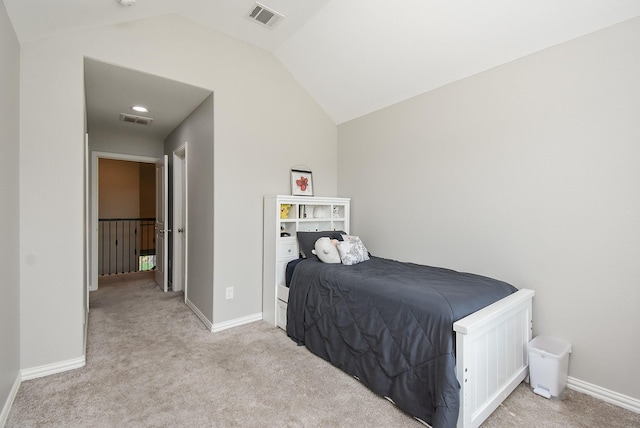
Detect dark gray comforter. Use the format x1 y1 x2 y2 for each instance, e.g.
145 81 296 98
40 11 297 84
286 256 517 428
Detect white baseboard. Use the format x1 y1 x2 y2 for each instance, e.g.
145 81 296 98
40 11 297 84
20 356 86 381
185 298 261 333
3 357 86 424
568 376 640 414
186 298 214 331
213 313 263 333
0 374 21 427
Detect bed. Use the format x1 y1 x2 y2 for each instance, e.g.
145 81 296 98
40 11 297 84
285 252 534 428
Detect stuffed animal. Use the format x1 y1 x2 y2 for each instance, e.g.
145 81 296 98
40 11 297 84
312 237 341 264
280 204 291 219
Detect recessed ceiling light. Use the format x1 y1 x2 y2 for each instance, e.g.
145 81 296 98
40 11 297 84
131 105 148 113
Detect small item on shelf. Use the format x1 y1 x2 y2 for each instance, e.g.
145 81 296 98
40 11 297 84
280 226 290 237
280 204 291 219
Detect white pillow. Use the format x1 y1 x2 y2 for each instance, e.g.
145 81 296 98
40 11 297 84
337 235 370 266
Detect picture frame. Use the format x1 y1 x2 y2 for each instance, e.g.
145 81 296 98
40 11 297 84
291 169 313 196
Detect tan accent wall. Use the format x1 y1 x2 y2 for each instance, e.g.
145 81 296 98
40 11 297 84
139 163 156 219
98 158 140 219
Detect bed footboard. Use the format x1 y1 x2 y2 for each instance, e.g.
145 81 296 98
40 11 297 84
453 289 535 428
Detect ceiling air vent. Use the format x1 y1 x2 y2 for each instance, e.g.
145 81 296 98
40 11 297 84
247 2 284 29
119 113 153 126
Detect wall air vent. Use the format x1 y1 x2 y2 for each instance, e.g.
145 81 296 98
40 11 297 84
119 113 153 126
247 2 284 29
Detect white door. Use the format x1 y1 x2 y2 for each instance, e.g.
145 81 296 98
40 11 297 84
155 155 169 292
172 143 188 296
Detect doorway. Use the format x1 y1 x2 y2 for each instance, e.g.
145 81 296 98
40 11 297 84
98 158 156 277
90 152 160 291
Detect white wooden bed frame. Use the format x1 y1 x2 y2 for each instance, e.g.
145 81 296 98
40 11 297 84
453 288 535 428
276 283 534 428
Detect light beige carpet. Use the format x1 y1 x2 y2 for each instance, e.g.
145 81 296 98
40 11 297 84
7 272 640 427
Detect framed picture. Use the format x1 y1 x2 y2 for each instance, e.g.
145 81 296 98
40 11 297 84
291 169 313 196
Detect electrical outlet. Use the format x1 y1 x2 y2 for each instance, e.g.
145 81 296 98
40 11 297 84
226 287 234 300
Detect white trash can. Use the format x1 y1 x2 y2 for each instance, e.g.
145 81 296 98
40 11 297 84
528 335 571 398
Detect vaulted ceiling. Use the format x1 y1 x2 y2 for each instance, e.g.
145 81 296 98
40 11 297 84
5 0 640 124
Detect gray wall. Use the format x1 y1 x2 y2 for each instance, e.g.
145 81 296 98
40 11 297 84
89 126 165 158
338 18 640 400
165 95 214 323
18 14 337 370
0 0 20 418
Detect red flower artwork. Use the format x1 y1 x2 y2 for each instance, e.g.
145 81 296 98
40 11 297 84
296 176 309 191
